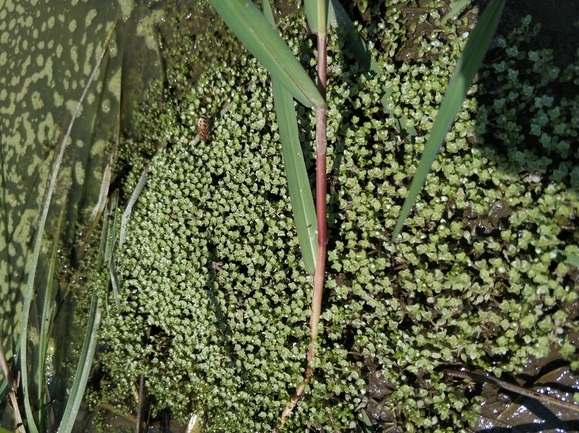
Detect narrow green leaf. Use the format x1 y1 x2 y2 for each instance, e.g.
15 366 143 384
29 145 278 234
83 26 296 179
262 0 274 23
272 80 318 274
37 199 67 433
442 0 471 24
119 166 149 247
328 0 371 71
75 157 113 261
392 0 505 238
19 21 117 433
56 289 101 433
305 0 329 36
264 1 318 274
359 409 375 432
210 0 324 109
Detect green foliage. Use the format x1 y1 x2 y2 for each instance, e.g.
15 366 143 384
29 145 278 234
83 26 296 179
99 5 579 433
209 0 324 108
393 0 505 238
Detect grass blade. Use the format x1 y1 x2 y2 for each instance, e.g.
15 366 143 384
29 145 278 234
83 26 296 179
105 192 122 310
392 0 505 238
328 0 371 71
37 199 67 433
264 1 317 274
272 75 318 274
56 288 101 433
305 0 329 36
19 21 117 433
119 166 149 247
442 0 471 24
75 156 113 261
209 0 324 109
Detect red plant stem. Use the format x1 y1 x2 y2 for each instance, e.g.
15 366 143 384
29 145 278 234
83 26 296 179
0 340 25 433
308 32 327 361
275 30 329 433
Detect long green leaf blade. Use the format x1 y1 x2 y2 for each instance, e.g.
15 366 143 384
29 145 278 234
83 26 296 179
392 0 505 238
210 0 324 109
272 80 318 274
305 0 329 36
37 199 67 433
56 288 101 433
19 21 117 433
264 1 317 273
442 0 471 24
328 0 371 71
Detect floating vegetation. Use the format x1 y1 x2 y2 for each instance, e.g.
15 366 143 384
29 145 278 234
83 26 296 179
96 3 579 432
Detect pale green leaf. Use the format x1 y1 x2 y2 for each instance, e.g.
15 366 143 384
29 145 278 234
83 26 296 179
210 0 324 108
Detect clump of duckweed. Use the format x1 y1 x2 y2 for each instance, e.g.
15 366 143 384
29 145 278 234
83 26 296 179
99 4 579 432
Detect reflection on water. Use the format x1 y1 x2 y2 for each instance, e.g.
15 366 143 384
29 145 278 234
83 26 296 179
0 0 163 429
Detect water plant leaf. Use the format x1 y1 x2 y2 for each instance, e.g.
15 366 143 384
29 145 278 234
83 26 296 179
392 0 505 238
264 0 317 274
209 0 324 109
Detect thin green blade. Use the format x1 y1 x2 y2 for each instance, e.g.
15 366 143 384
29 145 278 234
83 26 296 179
305 0 329 36
328 0 371 71
264 0 317 273
392 0 505 238
19 21 117 433
56 288 101 433
442 0 471 24
210 0 324 109
272 79 318 274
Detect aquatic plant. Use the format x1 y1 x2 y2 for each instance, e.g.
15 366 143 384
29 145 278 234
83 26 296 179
99 4 579 431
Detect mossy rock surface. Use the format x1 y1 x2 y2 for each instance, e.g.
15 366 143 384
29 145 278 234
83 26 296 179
99 3 579 432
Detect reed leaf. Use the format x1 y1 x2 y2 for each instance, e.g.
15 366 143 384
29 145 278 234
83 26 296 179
328 0 371 71
442 0 471 24
119 167 149 247
264 0 318 274
392 0 505 238
19 21 117 432
37 199 67 433
209 0 324 109
56 289 101 433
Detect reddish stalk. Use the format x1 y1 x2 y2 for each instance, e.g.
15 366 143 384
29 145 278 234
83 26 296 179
0 340 25 433
276 31 328 432
309 31 327 359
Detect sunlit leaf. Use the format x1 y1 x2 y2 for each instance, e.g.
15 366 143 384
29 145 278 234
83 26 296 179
392 0 505 238
210 0 324 108
264 0 317 274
